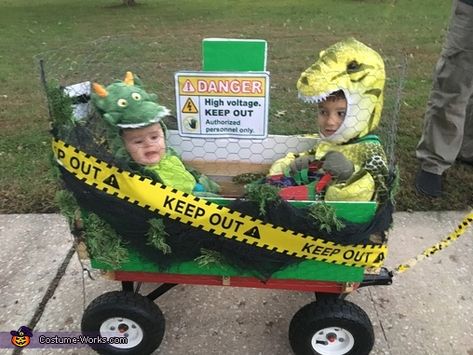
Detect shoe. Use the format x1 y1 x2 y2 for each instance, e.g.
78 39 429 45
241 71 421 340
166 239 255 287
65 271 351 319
415 170 442 197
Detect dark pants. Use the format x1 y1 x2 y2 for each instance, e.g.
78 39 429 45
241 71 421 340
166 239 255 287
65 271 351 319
416 0 473 174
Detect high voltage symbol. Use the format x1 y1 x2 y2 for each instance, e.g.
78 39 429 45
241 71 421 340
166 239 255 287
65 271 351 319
182 98 198 113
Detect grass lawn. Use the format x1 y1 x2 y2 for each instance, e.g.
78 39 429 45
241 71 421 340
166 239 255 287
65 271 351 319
1 0 472 213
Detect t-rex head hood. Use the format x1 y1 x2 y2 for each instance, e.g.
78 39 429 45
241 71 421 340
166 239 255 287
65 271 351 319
297 38 385 144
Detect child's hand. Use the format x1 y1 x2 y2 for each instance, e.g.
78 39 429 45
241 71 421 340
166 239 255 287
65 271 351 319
322 151 354 181
289 155 316 174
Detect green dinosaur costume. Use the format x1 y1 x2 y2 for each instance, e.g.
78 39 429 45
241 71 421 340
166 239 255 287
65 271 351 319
269 38 389 202
91 72 218 195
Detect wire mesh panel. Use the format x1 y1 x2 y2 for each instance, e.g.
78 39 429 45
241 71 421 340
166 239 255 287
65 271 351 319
38 36 405 201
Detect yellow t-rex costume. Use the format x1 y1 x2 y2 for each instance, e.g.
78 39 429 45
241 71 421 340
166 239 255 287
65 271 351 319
269 38 389 202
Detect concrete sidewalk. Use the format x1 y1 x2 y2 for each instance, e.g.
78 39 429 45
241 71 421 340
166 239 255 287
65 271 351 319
0 211 472 355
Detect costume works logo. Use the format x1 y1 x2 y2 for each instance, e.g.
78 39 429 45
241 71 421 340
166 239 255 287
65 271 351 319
10 326 33 348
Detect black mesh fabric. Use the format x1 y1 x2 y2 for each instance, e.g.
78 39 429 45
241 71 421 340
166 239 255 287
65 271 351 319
54 122 394 280
59 164 394 280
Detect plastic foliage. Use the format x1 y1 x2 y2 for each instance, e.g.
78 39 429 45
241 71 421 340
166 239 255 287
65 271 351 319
82 212 129 268
308 203 346 233
146 218 171 254
232 172 267 185
245 183 282 216
195 248 227 269
46 84 75 133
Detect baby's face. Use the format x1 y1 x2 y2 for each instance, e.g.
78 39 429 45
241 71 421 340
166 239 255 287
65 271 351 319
317 98 347 137
122 123 166 165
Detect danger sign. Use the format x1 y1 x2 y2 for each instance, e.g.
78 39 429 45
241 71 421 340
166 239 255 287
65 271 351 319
175 72 269 139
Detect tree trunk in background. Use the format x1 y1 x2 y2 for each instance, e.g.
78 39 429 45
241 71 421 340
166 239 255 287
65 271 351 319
123 0 137 5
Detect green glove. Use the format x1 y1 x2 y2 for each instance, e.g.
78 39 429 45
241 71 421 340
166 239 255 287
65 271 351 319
322 151 354 181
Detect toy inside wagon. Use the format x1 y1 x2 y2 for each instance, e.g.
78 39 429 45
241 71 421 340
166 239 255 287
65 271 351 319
42 37 400 355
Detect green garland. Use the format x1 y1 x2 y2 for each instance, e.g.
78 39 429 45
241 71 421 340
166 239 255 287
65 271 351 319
82 212 129 268
308 203 345 233
244 183 281 216
146 218 171 254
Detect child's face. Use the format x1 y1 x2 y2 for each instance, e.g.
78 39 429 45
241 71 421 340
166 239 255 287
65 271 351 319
122 123 166 165
317 98 347 137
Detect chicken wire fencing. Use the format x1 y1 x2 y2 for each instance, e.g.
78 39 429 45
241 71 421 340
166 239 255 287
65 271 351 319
37 36 406 199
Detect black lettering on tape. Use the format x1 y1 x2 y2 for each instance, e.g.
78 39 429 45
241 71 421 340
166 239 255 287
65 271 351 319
184 202 195 217
163 196 175 210
320 247 333 257
301 243 313 253
353 251 365 262
209 213 221 225
233 220 244 233
92 166 102 179
221 216 235 230
195 207 205 218
57 148 66 160
81 161 91 175
363 252 373 263
343 250 354 260
70 156 80 169
175 199 186 214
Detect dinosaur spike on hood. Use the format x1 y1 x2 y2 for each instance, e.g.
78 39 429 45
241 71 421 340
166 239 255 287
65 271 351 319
91 71 170 129
123 71 134 86
92 83 108 97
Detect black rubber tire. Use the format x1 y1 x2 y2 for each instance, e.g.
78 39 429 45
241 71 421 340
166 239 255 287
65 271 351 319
81 291 165 354
314 292 342 302
289 298 374 355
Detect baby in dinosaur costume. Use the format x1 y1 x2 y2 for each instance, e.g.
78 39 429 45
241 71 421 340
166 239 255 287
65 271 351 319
269 38 389 202
91 72 219 195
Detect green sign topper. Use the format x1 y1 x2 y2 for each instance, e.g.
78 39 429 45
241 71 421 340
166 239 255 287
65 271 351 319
202 38 267 72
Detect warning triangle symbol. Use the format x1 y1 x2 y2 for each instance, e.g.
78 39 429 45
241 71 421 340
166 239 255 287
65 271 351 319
373 252 385 264
103 174 120 189
243 226 261 239
182 80 196 93
182 98 198 114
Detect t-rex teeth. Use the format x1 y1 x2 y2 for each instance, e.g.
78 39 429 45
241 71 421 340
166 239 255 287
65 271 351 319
298 92 329 103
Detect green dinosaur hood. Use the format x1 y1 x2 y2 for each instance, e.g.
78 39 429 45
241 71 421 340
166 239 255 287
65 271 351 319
297 38 385 144
91 71 170 129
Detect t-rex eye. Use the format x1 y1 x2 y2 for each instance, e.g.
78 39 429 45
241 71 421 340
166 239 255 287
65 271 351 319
131 93 141 101
117 99 128 107
347 60 360 73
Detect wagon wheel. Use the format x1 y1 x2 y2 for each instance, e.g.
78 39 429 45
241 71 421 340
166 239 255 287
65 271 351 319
81 291 165 354
289 298 374 355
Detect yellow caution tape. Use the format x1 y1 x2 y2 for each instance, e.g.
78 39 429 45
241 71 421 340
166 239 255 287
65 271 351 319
52 139 387 268
395 211 473 274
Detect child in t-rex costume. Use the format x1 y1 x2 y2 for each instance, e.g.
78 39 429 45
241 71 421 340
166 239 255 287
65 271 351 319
269 38 389 203
91 71 219 195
